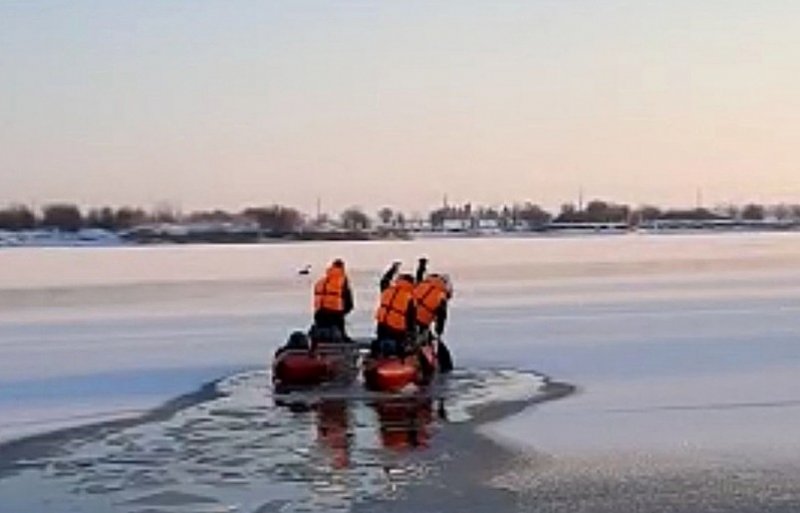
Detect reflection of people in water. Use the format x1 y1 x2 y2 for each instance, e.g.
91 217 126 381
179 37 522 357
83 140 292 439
372 396 445 451
315 399 352 469
274 393 445 467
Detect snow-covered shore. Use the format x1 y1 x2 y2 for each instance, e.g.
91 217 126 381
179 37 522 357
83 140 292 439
0 229 122 248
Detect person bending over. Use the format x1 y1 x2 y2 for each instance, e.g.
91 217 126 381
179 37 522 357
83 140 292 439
374 263 416 356
413 257 454 372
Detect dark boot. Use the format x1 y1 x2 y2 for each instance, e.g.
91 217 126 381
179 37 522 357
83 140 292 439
437 341 454 373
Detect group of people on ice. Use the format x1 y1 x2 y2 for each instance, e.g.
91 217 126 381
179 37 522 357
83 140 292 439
311 257 454 371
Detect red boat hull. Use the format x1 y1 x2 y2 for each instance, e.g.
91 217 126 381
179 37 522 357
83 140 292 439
364 359 417 391
273 351 332 387
363 345 437 392
272 343 359 389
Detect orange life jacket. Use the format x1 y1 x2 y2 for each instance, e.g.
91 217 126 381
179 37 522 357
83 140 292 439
375 278 415 332
413 276 448 327
314 267 346 313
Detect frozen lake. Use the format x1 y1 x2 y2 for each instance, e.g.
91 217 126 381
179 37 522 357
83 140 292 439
2 233 800 511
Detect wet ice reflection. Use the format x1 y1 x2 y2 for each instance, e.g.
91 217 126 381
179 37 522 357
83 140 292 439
0 368 546 513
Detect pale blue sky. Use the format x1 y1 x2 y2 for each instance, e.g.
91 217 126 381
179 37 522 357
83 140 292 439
2 1 799 214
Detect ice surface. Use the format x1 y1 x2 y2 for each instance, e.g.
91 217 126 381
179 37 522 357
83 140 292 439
2 233 800 458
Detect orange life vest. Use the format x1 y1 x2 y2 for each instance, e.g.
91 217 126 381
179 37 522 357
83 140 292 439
413 276 448 327
314 267 346 313
375 279 415 332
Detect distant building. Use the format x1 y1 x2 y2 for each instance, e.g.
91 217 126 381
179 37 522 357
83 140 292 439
308 219 343 233
442 218 471 232
404 218 432 232
476 218 500 231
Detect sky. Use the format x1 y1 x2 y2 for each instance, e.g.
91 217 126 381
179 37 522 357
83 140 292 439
1 1 799 215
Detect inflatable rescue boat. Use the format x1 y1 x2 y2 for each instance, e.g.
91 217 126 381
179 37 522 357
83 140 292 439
272 329 358 389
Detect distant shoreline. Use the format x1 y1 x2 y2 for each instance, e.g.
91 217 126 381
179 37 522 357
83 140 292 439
2 223 799 249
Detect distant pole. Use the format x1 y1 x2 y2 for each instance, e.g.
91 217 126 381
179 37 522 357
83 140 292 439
316 197 321 222
578 187 584 211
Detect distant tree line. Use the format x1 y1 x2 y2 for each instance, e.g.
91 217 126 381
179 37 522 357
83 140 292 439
2 199 800 233
0 204 155 232
0 203 373 233
427 199 800 228
428 202 552 229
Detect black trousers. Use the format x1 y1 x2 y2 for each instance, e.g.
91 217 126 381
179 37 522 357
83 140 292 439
314 310 347 339
373 325 412 357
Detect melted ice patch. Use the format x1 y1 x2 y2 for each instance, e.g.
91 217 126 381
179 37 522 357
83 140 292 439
0 368 548 513
441 369 547 423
